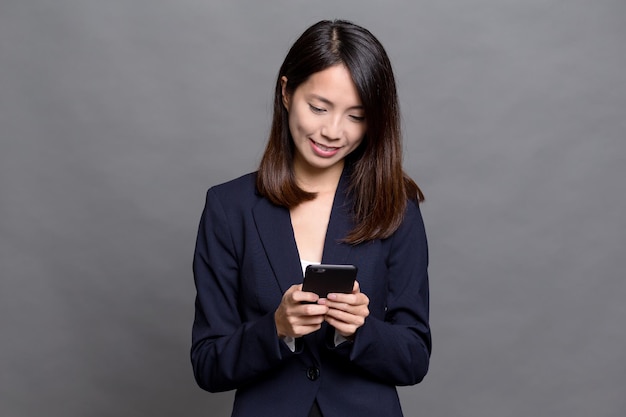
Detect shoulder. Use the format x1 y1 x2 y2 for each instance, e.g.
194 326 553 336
403 198 426 235
207 172 259 204
198 172 262 234
385 198 427 246
405 198 424 224
200 172 264 220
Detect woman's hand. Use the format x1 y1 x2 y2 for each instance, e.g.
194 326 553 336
275 284 330 338
319 281 370 338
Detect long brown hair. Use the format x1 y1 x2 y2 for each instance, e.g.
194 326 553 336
257 20 423 244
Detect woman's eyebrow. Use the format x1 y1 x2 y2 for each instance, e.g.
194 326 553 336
309 94 364 110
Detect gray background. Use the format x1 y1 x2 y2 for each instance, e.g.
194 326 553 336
1 1 625 416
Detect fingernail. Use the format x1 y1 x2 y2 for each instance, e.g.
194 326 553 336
327 294 337 300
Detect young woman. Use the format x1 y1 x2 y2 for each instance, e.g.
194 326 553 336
191 20 431 417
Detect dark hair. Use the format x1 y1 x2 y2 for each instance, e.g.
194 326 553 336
257 19 423 244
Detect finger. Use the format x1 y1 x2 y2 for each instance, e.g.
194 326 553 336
289 314 326 326
291 289 320 304
284 284 302 296
326 292 369 307
325 294 356 306
324 307 366 326
288 303 329 317
281 311 327 338
297 303 329 316
324 316 359 338
282 284 302 304
321 299 352 312
291 323 324 337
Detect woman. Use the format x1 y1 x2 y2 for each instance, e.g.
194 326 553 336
191 20 431 417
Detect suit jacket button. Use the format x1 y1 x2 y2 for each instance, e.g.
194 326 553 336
306 366 320 381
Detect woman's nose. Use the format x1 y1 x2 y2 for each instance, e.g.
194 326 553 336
321 116 342 140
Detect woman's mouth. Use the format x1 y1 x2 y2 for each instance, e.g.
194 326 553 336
310 139 340 157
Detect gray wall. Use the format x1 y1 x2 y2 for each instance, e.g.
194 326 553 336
1 1 625 416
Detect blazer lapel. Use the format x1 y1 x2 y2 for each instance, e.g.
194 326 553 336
321 167 354 265
252 198 303 294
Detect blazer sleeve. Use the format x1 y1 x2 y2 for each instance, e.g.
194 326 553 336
190 188 297 393
329 201 432 386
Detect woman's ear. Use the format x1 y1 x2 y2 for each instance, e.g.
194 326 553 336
280 76 289 110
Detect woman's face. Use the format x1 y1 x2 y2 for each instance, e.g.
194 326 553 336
282 64 367 177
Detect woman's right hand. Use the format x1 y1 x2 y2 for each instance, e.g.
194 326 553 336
274 284 329 338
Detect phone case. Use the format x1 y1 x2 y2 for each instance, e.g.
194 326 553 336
302 264 357 297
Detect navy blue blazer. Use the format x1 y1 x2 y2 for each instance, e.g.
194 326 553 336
191 168 431 417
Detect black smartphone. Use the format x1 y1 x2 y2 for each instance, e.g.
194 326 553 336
302 264 357 298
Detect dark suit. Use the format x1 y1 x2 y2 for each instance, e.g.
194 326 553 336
191 168 431 417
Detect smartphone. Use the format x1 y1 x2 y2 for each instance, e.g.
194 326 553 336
302 264 357 298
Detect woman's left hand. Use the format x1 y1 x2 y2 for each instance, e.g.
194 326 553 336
318 280 370 338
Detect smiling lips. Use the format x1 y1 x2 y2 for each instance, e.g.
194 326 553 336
310 138 340 157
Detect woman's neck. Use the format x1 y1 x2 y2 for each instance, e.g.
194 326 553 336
293 158 344 194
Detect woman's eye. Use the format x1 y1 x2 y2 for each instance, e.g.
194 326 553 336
349 115 366 122
309 104 325 114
